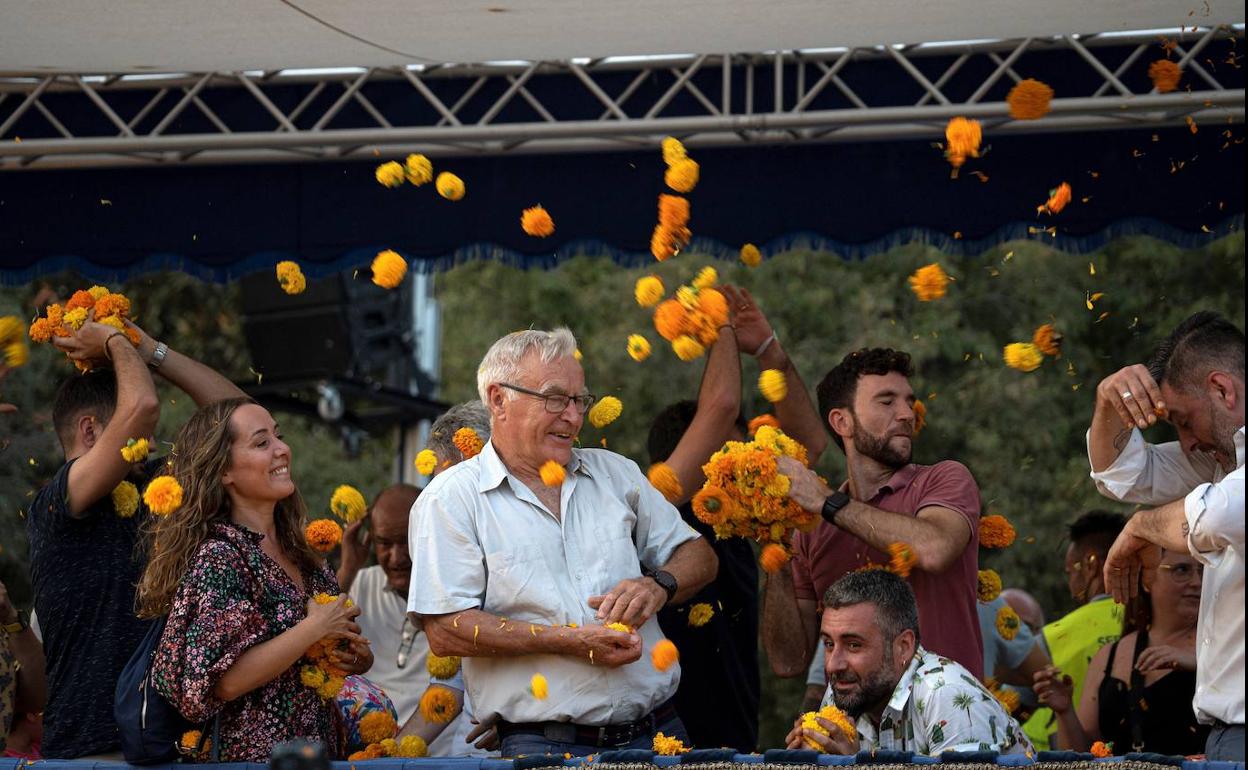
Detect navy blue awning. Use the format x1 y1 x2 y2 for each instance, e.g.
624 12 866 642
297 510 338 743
0 125 1241 284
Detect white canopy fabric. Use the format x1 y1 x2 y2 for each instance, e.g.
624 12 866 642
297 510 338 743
0 0 1240 74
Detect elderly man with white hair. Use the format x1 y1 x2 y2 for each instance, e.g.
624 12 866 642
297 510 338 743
409 328 718 758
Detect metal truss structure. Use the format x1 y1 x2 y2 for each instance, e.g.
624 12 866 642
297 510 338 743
1 27 1243 170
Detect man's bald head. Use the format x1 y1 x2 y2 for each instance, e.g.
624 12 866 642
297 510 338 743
370 484 419 595
1000 588 1045 633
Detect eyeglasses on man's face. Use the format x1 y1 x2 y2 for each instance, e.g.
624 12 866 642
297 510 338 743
500 383 595 414
1157 563 1204 584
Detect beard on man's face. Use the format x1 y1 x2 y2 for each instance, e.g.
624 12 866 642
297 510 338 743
851 419 912 469
828 653 901 718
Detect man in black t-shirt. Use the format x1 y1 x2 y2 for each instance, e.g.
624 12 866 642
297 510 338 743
28 316 245 758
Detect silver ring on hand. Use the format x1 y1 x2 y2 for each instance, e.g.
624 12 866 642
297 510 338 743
1121 391 1134 400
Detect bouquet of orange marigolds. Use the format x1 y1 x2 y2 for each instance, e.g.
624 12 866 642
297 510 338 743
649 266 729 361
300 593 355 701
28 286 141 371
693 425 817 546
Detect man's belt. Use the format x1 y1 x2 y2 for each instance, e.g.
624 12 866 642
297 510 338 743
498 699 678 748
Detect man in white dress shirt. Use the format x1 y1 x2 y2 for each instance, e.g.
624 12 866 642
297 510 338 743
409 328 718 757
1088 311 1244 761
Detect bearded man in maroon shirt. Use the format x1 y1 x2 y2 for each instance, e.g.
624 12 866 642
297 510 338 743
763 347 985 682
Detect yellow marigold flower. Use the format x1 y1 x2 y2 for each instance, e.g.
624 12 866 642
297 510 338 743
5 342 29 368
1148 59 1182 93
759 369 788 403
661 136 687 166
627 334 652 362
980 514 1017 548
574 348 583 362
1090 741 1113 758
179 730 203 753
748 414 780 435
276 260 306 295
658 194 690 229
143 476 183 516
1006 79 1054 120
1033 323 1062 356
520 205 555 237
371 249 408 290
426 653 462 679
88 285 110 301
330 484 367 523
692 485 732 526
405 154 433 186
800 704 856 750
396 735 428 758
359 710 399 744
120 437 150 463
375 161 406 188
305 518 344 553
420 685 458 723
647 462 683 503
675 285 699 311
634 275 665 308
540 459 566 487
996 605 1021 640
740 243 762 267
671 335 705 361
94 293 131 319
300 665 328 689
912 399 927 436
990 682 1021 714
650 639 679 671
908 263 951 301
452 427 484 460
1003 342 1044 372
944 116 982 170
317 675 345 700
763 474 791 498
664 158 700 193
1038 182 1072 215
887 542 918 578
760 544 790 573
687 603 714 627
311 592 353 607
112 481 140 518
379 739 398 757
415 448 438 475
0 316 23 346
436 171 465 201
605 622 634 634
653 732 689 755
586 395 623 429
525 673 550 701
978 569 1003 602
63 307 88 331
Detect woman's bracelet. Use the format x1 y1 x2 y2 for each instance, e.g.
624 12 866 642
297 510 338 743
102 331 128 362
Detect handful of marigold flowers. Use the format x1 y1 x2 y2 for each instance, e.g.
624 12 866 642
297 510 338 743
28 286 141 371
692 425 816 546
651 267 729 361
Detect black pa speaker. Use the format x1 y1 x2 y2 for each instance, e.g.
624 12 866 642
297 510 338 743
239 269 413 384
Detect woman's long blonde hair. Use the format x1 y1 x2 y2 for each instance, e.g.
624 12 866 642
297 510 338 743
136 397 321 618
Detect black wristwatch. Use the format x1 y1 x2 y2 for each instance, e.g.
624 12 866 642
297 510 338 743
647 569 678 603
821 491 852 526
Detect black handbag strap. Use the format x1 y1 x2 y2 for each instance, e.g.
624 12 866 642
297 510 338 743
1126 628 1151 753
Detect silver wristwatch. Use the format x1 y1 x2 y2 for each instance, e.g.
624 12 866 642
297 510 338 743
149 341 168 369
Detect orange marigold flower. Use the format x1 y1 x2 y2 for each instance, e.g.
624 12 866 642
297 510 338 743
658 194 690 229
359 710 399 744
912 399 927 436
28 317 54 344
664 158 700 193
419 685 458 724
692 485 733 526
650 639 679 671
305 519 344 553
748 414 781 435
980 514 1017 548
995 605 1021 640
94 293 131 319
978 569 1003 602
944 117 982 171
909 263 951 301
1006 79 1054 120
800 704 856 750
647 462 683 503
371 249 408 289
760 543 790 573
653 732 689 755
1148 59 1182 93
1090 741 1113 758
520 205 555 238
887 542 918 578
143 476 183 516
1033 323 1062 356
1038 182 1072 215
540 459 566 487
651 225 678 262
697 287 729 327
65 289 96 312
452 427 484 460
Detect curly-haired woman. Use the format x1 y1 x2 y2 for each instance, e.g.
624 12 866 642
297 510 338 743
136 398 373 761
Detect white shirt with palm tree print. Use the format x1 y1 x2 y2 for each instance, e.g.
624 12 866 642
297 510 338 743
822 646 1034 757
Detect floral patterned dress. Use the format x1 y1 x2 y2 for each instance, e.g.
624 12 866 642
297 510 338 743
152 522 341 762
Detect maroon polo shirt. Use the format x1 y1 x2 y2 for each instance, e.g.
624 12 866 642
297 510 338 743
791 460 984 678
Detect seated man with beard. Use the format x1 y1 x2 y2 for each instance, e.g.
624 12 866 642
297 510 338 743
788 570 1032 756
